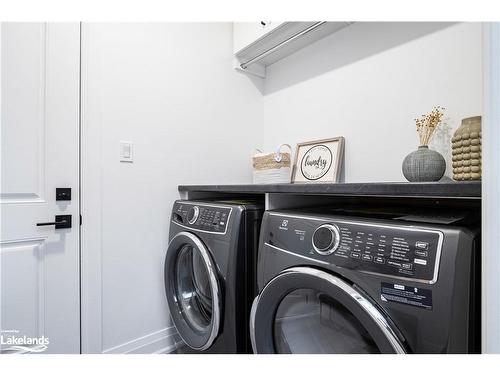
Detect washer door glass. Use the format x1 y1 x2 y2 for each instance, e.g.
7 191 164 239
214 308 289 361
274 288 379 354
165 232 221 350
175 244 213 334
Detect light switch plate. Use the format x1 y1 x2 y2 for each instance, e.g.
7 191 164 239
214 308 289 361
120 141 133 163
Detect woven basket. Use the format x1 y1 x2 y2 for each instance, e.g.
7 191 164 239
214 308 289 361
252 144 292 184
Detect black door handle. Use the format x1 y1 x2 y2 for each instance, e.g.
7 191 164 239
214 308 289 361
37 215 72 229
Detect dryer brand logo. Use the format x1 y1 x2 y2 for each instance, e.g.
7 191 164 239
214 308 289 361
279 220 289 231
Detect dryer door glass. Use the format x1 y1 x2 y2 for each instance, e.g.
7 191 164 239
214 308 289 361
175 244 213 333
274 288 379 354
251 267 405 354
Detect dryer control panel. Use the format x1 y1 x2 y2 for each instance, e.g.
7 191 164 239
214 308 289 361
172 202 231 233
264 213 444 284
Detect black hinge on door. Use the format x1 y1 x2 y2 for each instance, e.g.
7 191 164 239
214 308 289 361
80 215 82 226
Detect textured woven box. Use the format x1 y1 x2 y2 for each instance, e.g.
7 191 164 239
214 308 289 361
252 144 292 184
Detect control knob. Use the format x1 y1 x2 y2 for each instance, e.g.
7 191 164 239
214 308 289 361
312 224 341 255
187 206 200 225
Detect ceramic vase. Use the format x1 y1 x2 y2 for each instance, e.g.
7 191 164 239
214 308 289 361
452 116 482 181
402 146 446 182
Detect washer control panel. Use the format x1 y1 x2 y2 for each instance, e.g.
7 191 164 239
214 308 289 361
265 213 443 283
172 202 231 233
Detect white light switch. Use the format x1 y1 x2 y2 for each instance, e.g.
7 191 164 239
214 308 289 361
120 141 133 162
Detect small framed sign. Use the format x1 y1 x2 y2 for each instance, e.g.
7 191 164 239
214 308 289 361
292 137 345 183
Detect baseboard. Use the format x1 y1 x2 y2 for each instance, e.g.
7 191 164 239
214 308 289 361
153 335 183 354
103 326 182 354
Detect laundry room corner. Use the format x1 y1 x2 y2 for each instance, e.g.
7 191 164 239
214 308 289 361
262 22 482 183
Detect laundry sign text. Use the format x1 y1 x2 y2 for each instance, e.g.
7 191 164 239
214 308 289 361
292 137 345 183
301 145 333 180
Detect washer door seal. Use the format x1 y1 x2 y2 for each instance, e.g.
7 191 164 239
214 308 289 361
164 231 222 351
250 267 406 354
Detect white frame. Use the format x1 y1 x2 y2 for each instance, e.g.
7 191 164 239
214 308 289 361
292 137 345 183
482 22 500 354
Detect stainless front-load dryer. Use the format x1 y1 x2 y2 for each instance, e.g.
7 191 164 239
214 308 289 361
251 207 480 354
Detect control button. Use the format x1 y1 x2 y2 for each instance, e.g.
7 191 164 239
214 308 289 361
374 256 385 264
414 258 427 266
362 254 373 262
402 263 413 270
415 241 429 250
187 206 200 224
415 250 428 257
350 252 361 259
312 224 341 256
387 260 402 268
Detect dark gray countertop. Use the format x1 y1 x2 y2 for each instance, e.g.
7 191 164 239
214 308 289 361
178 181 481 199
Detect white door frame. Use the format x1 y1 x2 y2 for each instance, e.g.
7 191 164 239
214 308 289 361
482 22 500 354
79 22 104 354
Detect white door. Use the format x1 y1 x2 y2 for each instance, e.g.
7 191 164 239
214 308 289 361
1 23 80 354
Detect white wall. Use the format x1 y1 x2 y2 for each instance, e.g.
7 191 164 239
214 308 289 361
81 23 263 353
263 22 483 182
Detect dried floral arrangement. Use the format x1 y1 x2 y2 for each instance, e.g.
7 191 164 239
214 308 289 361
415 106 445 146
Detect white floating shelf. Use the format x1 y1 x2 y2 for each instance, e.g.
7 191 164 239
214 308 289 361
233 22 353 78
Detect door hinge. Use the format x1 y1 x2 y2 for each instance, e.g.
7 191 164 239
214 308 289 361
80 215 82 226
